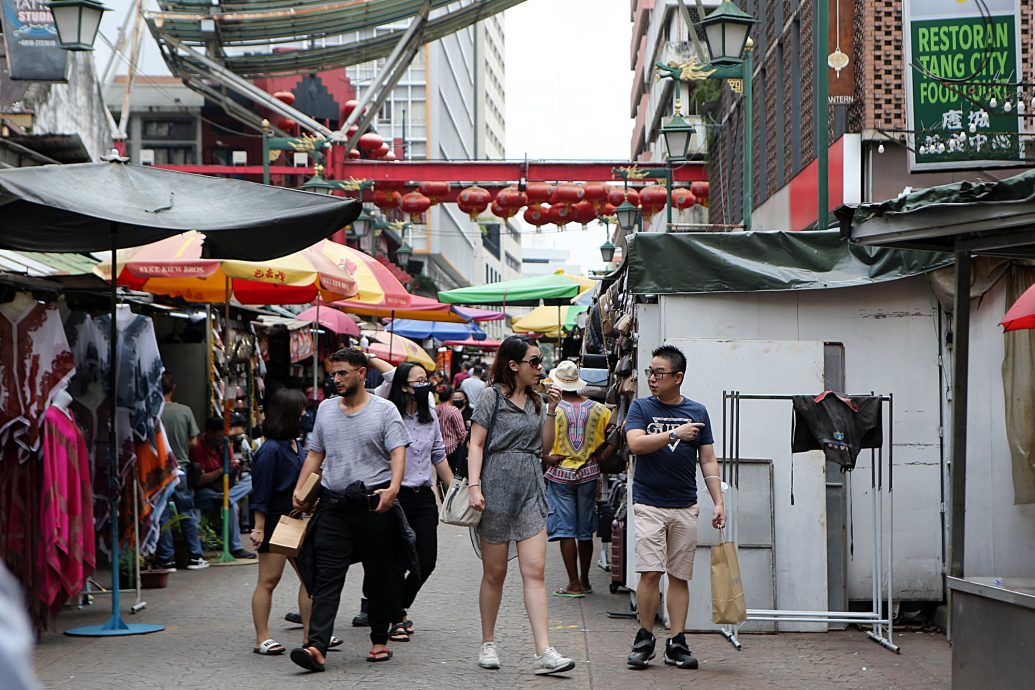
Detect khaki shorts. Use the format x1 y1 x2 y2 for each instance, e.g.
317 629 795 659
633 503 700 582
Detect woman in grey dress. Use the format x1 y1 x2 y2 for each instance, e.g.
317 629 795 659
467 336 576 676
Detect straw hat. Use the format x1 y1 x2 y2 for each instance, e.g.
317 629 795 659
551 360 587 392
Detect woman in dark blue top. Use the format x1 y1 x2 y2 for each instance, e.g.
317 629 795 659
249 388 307 656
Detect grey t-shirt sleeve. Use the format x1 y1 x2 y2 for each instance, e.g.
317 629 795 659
309 403 326 453
471 385 497 429
382 405 412 452
187 409 200 438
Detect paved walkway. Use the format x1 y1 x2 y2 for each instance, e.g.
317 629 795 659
35 527 950 689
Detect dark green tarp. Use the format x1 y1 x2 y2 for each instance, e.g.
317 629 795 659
626 230 954 295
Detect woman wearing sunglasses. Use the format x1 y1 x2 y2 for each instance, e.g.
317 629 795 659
467 336 576 676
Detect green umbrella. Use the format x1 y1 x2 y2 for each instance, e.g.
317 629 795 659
438 271 594 307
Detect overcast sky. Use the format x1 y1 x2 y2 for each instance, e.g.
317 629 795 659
94 0 634 274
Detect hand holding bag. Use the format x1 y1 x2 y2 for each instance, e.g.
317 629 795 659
710 528 747 624
440 387 501 527
268 510 309 557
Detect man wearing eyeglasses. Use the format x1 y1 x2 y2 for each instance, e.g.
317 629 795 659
624 344 726 671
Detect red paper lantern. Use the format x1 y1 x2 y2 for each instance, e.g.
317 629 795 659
550 183 584 207
373 189 402 211
496 186 527 209
456 185 491 219
525 182 554 204
358 132 383 154
607 187 639 207
491 200 518 219
583 182 608 210
571 200 597 226
639 184 668 218
672 188 698 210
401 191 431 219
384 150 397 161
599 202 616 218
273 90 295 105
346 125 359 138
418 181 450 205
375 142 391 158
549 203 574 227
348 148 361 160
274 116 296 132
523 203 550 227
342 99 362 119
690 181 709 207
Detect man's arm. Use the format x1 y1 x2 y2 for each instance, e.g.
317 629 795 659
293 449 325 511
626 421 705 455
374 446 405 512
698 444 726 529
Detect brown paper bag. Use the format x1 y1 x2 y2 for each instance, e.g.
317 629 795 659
297 472 322 506
711 537 747 625
269 511 309 557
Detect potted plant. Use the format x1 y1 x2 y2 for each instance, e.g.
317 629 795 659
137 513 190 589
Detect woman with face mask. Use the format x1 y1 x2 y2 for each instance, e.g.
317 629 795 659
364 356 454 641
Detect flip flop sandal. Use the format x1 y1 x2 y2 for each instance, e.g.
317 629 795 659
328 636 344 649
289 647 325 673
366 648 393 663
402 619 414 635
552 588 586 598
253 639 286 655
388 623 410 642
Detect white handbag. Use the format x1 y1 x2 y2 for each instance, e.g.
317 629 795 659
439 476 481 527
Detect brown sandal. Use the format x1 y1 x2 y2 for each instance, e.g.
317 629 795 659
367 647 393 662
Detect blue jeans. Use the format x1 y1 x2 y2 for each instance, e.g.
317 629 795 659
195 474 253 553
155 480 204 563
546 479 598 542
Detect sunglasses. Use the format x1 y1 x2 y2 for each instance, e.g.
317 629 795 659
521 356 544 368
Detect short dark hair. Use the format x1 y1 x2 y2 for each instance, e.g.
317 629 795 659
205 416 225 433
437 384 453 403
652 344 687 374
472 365 483 376
161 372 175 395
262 388 307 440
329 347 368 369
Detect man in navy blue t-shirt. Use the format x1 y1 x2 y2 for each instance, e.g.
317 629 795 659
624 344 725 671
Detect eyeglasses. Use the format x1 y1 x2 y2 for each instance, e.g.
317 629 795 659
331 369 361 378
521 356 544 368
644 368 675 380
408 378 428 385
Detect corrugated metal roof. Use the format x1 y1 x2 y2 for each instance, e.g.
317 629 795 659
0 250 98 277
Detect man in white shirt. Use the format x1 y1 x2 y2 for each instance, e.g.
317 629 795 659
460 365 486 406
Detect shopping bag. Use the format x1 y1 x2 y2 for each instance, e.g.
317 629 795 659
297 471 322 507
439 476 481 527
711 532 747 624
268 511 309 557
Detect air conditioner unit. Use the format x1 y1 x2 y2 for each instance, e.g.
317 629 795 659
232 150 248 165
293 152 308 167
139 149 155 165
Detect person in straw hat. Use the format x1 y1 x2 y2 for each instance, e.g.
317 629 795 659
543 360 615 598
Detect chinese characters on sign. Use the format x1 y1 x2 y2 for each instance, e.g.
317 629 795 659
904 0 1022 171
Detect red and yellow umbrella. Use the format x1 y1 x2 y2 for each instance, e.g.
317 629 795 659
318 241 410 307
366 332 436 371
94 231 359 304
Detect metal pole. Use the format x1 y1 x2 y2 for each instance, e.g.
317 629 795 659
666 167 673 230
816 0 829 230
949 251 971 578
262 127 270 186
107 228 125 628
220 284 234 563
742 41 753 232
313 301 320 401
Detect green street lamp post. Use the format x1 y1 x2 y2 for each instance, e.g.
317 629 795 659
657 0 755 230
47 0 110 51
599 239 616 263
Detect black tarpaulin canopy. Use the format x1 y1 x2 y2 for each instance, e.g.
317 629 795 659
0 160 360 259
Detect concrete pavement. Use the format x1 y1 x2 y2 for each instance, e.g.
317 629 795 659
35 526 950 689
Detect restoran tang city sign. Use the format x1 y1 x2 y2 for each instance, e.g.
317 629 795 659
903 0 1022 171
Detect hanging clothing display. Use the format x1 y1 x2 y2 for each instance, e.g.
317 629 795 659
791 393 883 471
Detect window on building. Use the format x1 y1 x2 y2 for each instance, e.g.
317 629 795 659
790 19 803 174
481 222 501 259
505 252 520 271
142 118 195 140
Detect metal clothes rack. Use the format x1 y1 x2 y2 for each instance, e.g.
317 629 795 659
720 391 899 654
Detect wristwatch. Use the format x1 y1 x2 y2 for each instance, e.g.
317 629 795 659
668 430 678 443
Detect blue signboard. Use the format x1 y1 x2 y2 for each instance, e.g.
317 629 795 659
1 0 69 81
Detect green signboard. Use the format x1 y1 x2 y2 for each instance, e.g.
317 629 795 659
904 0 1022 171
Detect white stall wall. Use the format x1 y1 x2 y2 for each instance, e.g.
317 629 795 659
964 280 1035 578
638 275 945 601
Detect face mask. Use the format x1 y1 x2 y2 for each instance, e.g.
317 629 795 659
452 400 466 409
411 383 432 397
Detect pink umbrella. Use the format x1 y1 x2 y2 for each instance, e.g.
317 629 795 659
444 337 502 350
297 303 360 337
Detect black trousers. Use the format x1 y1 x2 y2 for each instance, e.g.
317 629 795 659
391 486 439 619
307 500 398 653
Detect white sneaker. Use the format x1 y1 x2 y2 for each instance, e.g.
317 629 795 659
186 557 209 570
478 641 501 669
534 646 575 675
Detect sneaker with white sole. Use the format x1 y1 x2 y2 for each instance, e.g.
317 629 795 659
478 641 501 669
534 646 575 675
186 557 209 570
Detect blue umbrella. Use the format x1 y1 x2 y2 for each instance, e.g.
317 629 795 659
387 318 487 341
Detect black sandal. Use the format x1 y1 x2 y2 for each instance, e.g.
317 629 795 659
401 618 414 635
289 647 325 673
388 622 410 642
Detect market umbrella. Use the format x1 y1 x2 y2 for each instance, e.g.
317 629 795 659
366 333 436 371
335 293 469 323
297 303 361 337
512 304 589 337
443 337 502 350
457 306 506 322
0 158 358 639
437 270 594 306
1000 283 1035 331
386 318 488 341
94 232 359 303
318 241 410 307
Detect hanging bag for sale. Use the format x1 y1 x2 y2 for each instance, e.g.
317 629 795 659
710 528 747 625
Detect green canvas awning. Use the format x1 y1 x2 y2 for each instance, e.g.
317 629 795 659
626 230 953 295
438 272 591 306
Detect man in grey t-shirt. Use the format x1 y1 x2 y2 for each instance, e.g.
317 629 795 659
290 348 410 672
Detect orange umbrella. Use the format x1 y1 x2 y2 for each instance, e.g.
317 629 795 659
94 231 359 304
335 293 468 322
